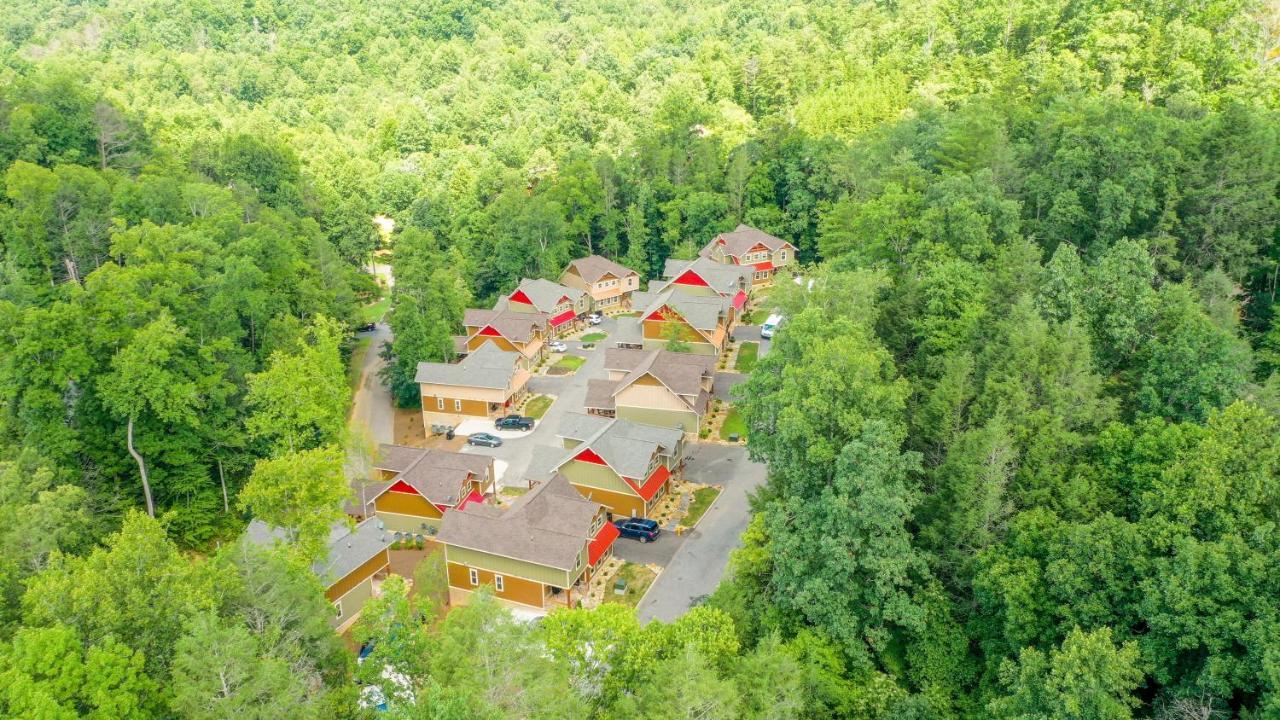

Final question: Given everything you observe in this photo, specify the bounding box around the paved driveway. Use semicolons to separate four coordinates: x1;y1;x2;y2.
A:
636;443;766;623
457;317;617;489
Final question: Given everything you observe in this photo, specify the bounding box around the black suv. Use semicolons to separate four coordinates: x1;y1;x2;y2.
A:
494;415;534;431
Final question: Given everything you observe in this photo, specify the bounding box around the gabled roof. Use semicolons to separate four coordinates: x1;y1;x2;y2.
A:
437;474;600;571
564;255;638;284
634;288;731;333
551;413;682;480
463;307;548;344
369;444;492;507
662;257;753;296
701;224;792;258
612;316;643;346
604;348;714;398
506;278;584;313
416;342;521;389
246;518;389;586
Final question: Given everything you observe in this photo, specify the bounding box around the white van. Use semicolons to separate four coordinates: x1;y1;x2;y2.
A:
760;314;782;339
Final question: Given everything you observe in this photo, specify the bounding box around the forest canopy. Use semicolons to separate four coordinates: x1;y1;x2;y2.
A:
1;0;1279;718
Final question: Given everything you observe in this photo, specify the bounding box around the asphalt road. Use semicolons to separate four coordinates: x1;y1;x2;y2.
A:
635;443;766;624
351;321;394;446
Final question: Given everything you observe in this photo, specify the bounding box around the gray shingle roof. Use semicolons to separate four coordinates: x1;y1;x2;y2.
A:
370;444;492;507
701;224;791;257
612;316;642;347
509;278;584;313
246;518;390;586
584;379;618;411
463;307;548;343
565;255;638;284
437;474;600;571
557;412;613;442
662;257;753;295
604;348;714;397
549;413;682;480
637;288;731;333
415;342;520;389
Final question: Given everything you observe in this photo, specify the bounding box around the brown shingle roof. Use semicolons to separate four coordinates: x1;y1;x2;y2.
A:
584;379;618;411
564;255;638;284
436;474;600;571
463;307;548;343
370;444;492;507
701;224;791;258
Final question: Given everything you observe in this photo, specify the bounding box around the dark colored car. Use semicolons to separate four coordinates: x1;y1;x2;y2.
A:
613;517;660;543
356;322;377;333
467;432;503;448
495;415;534;431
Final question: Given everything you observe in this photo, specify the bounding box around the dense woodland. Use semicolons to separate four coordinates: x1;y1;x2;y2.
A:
1;0;1279;717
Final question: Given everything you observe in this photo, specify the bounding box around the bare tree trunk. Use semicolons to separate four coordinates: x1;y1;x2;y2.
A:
127;417;155;517
217;457;229;513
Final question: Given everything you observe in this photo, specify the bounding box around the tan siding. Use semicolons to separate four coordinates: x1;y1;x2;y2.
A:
570;483;645;518
325;549;390;602
420;394;490;417
376;491;443;519
447;562;547;608
616;382;689;411
468;335;518;353
419;383;508;404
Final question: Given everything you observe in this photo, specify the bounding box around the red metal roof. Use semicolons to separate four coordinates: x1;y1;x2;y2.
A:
574;447;609;466
752;261;773;271
672;269;710;287
387;480;419;495
477;325;503;337
588;522;620;565
732;291;747;310
509;289;534;306
628;464;671;503
455;489;485;511
550;309;576;327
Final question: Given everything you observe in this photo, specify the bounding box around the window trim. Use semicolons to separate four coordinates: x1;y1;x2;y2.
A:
454;399;462;412
436;397;444;410
468;568;479;586
334;601;343;619
494;574;505;592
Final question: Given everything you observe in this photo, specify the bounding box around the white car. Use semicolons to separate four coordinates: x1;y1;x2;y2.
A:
760;314;783;339
549;340;568;353
587;313;603;325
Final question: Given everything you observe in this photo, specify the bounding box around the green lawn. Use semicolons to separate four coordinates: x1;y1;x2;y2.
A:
680;486;721;529
501;486;529;499
744;308;772;325
719;407;747;441
553;355;586;373
523;395;553;419
580;332;607;343
603;562;656;609
360;295;391;325
735;342;759;373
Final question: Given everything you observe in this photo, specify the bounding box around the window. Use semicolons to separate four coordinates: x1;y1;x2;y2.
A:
454;399;462;411
334;601;343;619
494;575;505;592
436;397;444;410
779;249;788;261
469;568;479;586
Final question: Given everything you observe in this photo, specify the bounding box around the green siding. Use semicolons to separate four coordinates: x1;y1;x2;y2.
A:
332;577;373;627
446;545;577;587
617;405;698;432
377;511;441;535
560;460;635;494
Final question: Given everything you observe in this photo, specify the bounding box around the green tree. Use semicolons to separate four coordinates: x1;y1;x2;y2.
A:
989;627;1143;720
99;311;202;518
246;316;347;454
238;446;348;562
